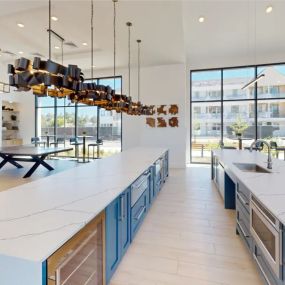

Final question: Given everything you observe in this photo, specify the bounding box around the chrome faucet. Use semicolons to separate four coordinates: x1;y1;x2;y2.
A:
250;139;272;169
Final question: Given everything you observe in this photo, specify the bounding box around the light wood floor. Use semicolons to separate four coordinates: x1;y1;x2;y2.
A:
0;159;80;192
110;165;263;285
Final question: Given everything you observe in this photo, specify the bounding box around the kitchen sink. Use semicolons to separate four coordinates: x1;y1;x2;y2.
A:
233;163;271;173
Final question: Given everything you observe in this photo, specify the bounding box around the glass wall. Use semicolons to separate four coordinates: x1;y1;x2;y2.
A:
35;76;122;159
191;71;221;163
98;78;122;157
191;64;285;163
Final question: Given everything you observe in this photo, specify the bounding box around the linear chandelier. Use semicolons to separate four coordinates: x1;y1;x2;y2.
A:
6;0;155;116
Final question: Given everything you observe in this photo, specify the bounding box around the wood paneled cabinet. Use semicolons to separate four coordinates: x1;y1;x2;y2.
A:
105;188;131;284
46;212;106;285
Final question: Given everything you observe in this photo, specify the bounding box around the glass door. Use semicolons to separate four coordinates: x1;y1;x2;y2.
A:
47;212;105;285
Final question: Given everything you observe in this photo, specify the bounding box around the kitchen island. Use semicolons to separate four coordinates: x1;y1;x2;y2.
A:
212;149;285;285
0;147;169;285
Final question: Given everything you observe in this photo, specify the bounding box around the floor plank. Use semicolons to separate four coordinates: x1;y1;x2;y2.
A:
110;165;262;285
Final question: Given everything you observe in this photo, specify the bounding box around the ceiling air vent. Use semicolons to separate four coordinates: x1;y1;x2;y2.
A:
1;50;16;56
31;52;45;58
64;41;78;48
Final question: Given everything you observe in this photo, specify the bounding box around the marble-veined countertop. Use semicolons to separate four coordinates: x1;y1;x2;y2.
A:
213;149;285;225
0;147;167;262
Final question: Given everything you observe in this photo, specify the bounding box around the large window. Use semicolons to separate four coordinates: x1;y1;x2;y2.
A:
191;64;285;163
35;76;122;158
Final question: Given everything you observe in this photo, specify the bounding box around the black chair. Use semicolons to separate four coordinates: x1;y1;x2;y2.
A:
244;141;264;151
50;137;65;148
88;139;103;161
270;141;279;158
31;137;46;147
219;140;237;150
70;137;83;159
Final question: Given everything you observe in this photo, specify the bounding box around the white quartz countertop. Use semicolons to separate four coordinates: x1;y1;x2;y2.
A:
213;149;285;225
0;147;167;263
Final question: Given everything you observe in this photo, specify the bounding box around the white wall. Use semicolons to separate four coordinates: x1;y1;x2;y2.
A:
138;64;186;168
0;63;187;168
88;63;187;168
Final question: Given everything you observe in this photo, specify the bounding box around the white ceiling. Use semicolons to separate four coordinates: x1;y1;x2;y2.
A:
0;0;284;81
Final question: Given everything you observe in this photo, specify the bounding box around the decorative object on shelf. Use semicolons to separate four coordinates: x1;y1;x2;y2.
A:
0;82;10;93
157;105;167;115
146;117;156;128
11;115;17;121
157;117;167;128
169;104;179;115
169;117;179;128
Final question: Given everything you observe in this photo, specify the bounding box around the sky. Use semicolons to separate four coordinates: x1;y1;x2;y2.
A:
192;65;285;81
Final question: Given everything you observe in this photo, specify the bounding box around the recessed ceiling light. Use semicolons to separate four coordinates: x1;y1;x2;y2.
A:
51;16;58;21
18;51;24;54
82;42;88;46
198;16;205;23
266;6;273;13
17;23;24;28
54;46;60;49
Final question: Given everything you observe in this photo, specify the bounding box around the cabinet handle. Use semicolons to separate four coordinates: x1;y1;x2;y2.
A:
135;206;146;221
120;195;125;221
237;191;249;207
253;252;272;285
135;173;150;189
236;220;249;238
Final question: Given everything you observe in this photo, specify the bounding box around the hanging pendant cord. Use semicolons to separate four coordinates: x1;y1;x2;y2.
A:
91;0;94;82
137;39;141;102
48;0;51;60
127;22;132;98
113;0;117;93
61;40;63;65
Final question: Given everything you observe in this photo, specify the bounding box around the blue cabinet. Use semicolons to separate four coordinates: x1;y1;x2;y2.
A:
105;188;131;284
131;187;148;240
105;151;168;284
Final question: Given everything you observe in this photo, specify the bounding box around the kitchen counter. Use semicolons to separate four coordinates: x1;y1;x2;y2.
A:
213;149;285;224
0;147;167;263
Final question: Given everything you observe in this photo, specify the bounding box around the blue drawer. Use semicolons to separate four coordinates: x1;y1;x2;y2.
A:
236;181;250;213
236;198;251;250
131;190;148;240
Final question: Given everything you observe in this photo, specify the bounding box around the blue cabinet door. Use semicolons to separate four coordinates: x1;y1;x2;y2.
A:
146;168;154;208
120;188;131;257
106;188;131;284
106;197;120;284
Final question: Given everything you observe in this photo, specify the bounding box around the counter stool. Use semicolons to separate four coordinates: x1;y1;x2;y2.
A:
50;137;66;157
31;137;46;147
50;137;66;148
88;139;103;161
244;141;264;151
270;141;285;160
70;137;83;160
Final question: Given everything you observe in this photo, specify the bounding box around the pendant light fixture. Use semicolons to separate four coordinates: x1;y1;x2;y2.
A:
7;0;153;116
126;21;133;114
241;0;265;90
111;0;121;112
131;39;142;115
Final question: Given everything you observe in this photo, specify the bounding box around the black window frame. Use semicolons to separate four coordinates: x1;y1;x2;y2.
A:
35;75;123;154
190;62;285;164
